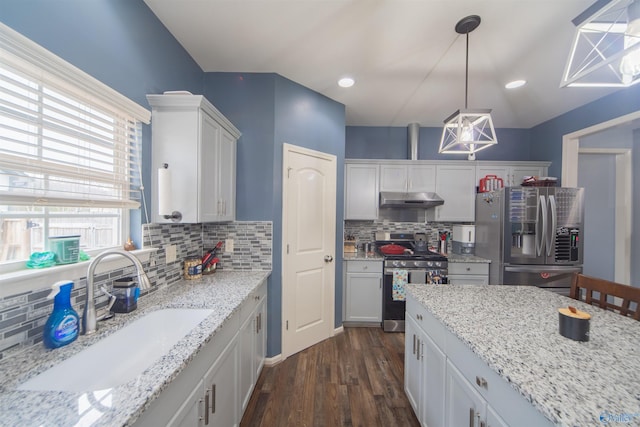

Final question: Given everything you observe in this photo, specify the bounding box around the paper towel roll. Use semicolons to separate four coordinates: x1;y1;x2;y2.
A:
158;167;172;216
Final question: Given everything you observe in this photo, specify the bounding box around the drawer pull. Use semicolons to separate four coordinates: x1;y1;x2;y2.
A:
475;375;488;389
204;391;210;424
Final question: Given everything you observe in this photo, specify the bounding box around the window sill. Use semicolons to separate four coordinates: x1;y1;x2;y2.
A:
0;248;158;298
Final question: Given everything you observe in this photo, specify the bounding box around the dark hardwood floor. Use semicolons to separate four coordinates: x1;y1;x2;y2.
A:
240;327;421;427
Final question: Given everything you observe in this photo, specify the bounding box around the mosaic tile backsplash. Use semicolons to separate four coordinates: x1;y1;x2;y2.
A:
344;220;469;252
0;221;272;360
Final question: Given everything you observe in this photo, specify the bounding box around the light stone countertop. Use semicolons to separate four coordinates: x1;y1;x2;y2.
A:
446;253;490;263
343;252;384;261
0;270;270;427
406;284;640;427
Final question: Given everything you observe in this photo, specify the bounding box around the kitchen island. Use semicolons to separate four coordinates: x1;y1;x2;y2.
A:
0;270;270;427
405;284;640;427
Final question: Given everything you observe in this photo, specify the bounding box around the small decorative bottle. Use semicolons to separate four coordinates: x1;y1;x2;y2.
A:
43;281;80;349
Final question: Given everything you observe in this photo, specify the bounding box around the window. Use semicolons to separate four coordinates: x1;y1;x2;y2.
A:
0;23;150;269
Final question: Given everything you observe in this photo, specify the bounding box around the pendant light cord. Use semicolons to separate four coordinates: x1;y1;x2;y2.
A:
465;32;469;110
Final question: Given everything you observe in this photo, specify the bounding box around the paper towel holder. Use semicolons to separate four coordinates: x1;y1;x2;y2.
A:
158;163;182;222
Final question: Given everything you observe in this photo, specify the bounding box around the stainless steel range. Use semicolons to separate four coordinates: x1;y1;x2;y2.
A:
375;232;448;332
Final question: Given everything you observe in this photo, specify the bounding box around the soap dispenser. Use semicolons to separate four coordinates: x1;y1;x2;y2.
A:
43;280;80;349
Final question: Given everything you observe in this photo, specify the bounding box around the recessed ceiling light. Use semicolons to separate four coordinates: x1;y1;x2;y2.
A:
338;77;355;88
505;79;527;89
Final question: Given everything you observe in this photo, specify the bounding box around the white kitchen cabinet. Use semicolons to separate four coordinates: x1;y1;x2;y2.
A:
134;280;268;427
344;163;379;220
148;94;240;223
476;162;549;188
405;293;553;427
434;164;476;222
344;260;382;323
445;361;486;427
405;296;446;427
448;262;489;285
239;282;267;412
380;163;436;192
204;339;240;427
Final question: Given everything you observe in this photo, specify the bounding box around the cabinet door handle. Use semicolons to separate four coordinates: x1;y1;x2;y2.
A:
256;314;260;334
416;338;420;361
379;278;382;289
412;334;416;355
480;421;486;427
469;408;475;427
475;375;488;389
204;390;210;425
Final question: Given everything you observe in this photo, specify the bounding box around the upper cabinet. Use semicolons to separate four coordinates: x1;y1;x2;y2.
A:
345;160;551;223
476;162;549;187
433;164;476;222
344;163;379;220
148;94;241;223
380;164;436;192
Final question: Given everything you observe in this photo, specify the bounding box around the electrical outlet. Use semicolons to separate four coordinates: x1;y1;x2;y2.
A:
225;239;234;253
165;244;177;263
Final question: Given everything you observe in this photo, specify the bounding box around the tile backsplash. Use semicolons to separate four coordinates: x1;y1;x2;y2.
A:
0;221;272;360
344;220;469;251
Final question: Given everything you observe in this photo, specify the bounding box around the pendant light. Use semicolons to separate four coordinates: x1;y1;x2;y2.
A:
439;15;497;161
562;0;640;87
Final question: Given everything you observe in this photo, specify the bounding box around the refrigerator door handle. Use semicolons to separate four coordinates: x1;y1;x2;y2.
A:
547;195;557;258
536;195;547;257
504;265;583;273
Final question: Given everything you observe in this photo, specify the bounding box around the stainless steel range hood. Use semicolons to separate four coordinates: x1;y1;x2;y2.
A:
379;191;445;209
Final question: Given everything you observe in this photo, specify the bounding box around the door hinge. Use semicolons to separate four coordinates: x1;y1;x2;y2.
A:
286;320;289;330
287;244;289;254
287;167;292;178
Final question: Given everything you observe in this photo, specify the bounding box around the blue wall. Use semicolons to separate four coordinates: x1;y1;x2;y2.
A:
0;0;204;249
1;1;346;358
204;73;346;356
530;84;640;179
346;126;531;160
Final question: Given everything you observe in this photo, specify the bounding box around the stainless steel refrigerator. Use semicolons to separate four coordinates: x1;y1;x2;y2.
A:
475;187;584;295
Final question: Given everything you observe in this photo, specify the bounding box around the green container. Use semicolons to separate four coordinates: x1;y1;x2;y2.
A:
48;235;81;264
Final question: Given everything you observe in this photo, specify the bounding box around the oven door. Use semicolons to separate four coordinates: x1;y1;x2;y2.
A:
382;268;436;332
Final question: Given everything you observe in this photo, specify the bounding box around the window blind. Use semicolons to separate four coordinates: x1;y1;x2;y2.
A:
0;23;150;209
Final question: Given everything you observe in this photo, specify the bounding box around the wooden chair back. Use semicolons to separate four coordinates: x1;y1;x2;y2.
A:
570;273;640;321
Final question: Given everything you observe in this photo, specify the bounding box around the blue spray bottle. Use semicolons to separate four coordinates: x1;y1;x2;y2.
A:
43;280;80;349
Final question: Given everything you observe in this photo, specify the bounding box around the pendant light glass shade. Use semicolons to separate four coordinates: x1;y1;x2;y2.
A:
439;109;497;154
439;15;497;158
561;0;640;87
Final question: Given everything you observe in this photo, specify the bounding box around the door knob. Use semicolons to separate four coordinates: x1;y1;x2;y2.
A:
324;255;334;263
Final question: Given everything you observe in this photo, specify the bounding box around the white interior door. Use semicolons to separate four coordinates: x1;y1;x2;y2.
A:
282;143;336;358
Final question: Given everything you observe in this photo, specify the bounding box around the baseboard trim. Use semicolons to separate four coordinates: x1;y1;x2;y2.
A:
264;354;284;367
333;325;344;335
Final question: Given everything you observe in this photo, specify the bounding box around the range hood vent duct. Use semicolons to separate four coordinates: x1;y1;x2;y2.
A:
408;123;419;160
379;191;445;209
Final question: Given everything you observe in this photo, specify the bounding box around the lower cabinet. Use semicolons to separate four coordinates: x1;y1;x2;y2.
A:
405;306;446;427
446;361;508;427
344;260;382;324
448;262;489;285
405;294;553;427
134;281;267;427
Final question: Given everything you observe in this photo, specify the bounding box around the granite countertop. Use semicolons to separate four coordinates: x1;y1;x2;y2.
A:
446;253;491;263
0;270;270;427
406;284;640;427
343;252;384;261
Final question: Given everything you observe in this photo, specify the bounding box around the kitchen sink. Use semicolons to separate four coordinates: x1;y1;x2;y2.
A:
18;308;213;392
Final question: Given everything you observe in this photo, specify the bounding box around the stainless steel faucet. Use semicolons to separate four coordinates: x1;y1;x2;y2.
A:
82;249;152;335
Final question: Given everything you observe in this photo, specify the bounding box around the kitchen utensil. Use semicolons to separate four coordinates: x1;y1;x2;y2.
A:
379;244;409;255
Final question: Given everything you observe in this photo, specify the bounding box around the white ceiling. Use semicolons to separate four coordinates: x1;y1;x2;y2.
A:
143;0;620;129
